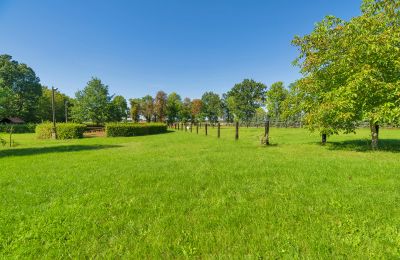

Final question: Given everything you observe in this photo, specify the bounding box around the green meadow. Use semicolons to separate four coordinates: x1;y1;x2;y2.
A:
1;127;400;258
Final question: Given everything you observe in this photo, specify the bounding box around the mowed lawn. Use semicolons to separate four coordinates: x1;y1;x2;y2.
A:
1;127;400;258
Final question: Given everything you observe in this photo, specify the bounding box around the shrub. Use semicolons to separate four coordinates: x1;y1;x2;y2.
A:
105;123;167;137
0;124;36;133
36;123;87;139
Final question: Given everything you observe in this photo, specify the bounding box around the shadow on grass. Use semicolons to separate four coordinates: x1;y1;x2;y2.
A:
326;139;400;153
0;144;121;157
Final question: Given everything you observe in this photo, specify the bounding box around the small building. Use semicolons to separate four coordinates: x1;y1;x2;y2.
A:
0;117;25;124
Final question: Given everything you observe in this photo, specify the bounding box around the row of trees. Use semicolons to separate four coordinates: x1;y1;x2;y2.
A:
1;53;288;126
128;79;275;126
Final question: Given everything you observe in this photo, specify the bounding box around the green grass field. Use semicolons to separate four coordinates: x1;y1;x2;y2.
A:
1;127;400;258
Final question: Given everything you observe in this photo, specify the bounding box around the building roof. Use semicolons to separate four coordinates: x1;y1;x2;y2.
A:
0;117;25;124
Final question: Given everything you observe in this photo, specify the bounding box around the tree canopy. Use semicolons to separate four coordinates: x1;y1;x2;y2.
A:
201;92;221;124
292;0;400;147
0;54;42;122
226;79;267;125
72;77;112;125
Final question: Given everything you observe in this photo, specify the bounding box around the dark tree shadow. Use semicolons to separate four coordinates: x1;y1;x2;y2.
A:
0;144;121;157
326;139;400;153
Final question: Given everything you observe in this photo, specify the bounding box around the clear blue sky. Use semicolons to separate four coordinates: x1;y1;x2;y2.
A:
0;0;361;99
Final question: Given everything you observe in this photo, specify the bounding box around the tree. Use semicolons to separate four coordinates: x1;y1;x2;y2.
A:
0;54;42;122
0;87;16;119
166;92;182;123
71;77;112;125
191;99;203;123
226;79;267;125
109;95;128;122
180;97;192;122
129;98;141;122
154;91;167;122
140;95;154;122
281;82;304;127
37;86;71;122
201;92;221;124
292;0;400;148
265;82;288;125
221;93;234;123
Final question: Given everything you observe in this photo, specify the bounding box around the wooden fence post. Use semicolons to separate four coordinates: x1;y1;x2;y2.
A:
178;123;180;130
265;121;270;145
235;121;239;140
196;123;199;134
185;123;187;132
190;123;193;132
217;123;220;138
205;123;208;136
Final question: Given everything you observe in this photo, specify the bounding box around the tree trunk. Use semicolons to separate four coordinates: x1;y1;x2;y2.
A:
370;122;379;150
321;134;327;145
235;122;239;140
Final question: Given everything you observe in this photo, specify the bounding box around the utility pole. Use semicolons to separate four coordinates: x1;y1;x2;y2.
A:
51;86;58;139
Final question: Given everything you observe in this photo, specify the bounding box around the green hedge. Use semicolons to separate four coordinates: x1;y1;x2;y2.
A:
0;124;36;133
105;123;167;137
36;123;87;139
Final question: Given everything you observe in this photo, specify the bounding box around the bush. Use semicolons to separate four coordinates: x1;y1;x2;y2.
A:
36;123;87;139
105;123;167;137
0;124;36;133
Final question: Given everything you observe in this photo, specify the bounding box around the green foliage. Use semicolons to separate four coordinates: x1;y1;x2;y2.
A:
71;77;112;125
180;97;192;122
265;82;288;123
226;79;267;124
0;124;36;133
36;86;71;122
108;95;128;122
292;0;400;141
36;123;86;139
105;123;167;137
140;95;154;122
0;54;42;122
129;98;141;123
201;91;221;124
166;92;182;123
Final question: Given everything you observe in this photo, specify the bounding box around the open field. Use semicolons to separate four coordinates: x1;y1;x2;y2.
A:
1;127;400;258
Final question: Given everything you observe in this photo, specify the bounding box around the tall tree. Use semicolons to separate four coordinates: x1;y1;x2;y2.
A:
201;91;221;124
265;82;288;124
166;92;182;123
226;79;267;125
191;99;203;123
140;95;154;122
180;97;192;122
109;95;128;122
221;93;234;123
154;91;167;122
129;98;141;122
71;77;112;125
0;54;42;122
292;0;400;148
